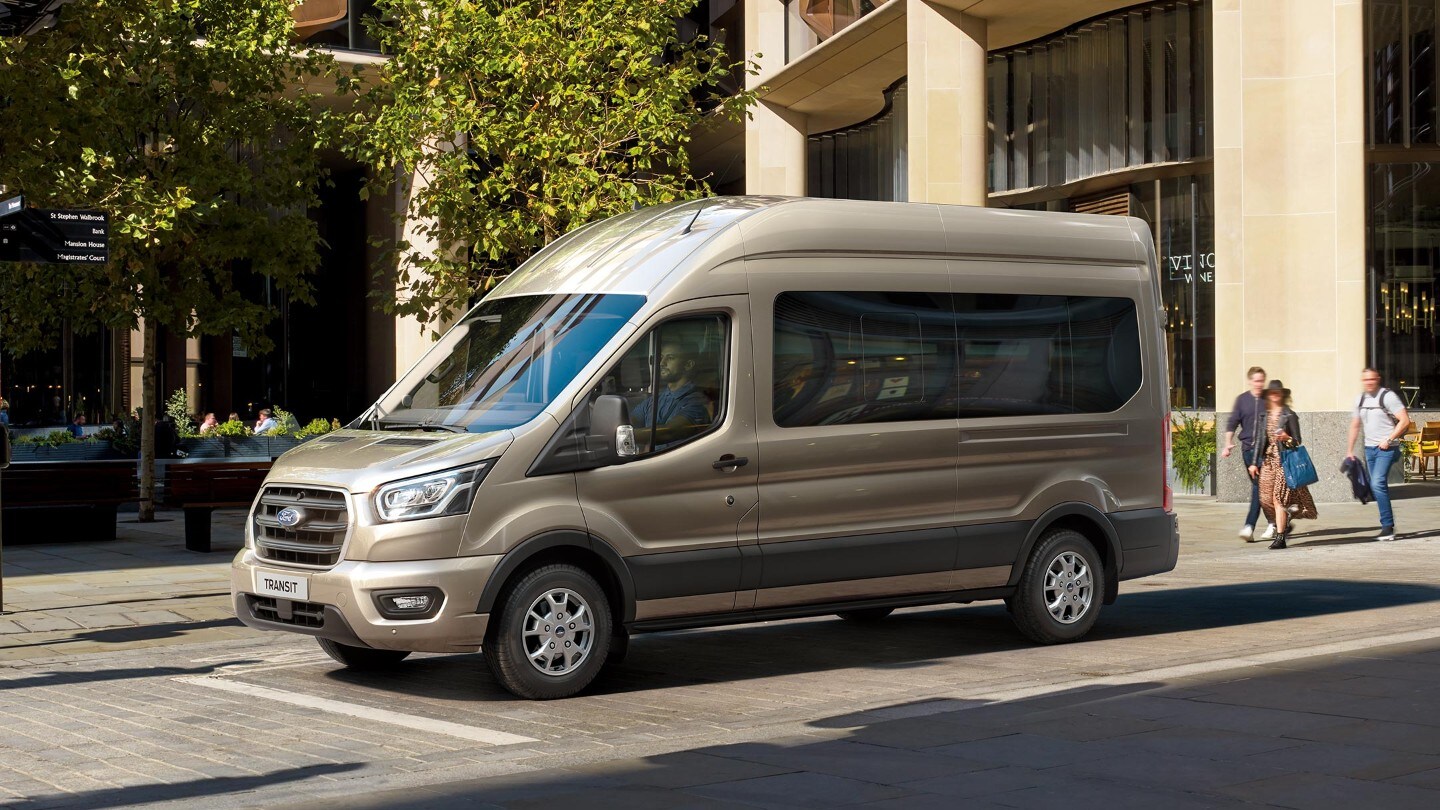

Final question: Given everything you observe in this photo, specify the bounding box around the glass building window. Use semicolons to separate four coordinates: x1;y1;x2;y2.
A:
806;81;908;201
1367;163;1440;408
1367;1;1440;407
987;0;1211;193
1132;174;1216;410
1368;0;1440;146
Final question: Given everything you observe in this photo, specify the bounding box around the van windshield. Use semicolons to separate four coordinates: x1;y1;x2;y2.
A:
371;294;645;433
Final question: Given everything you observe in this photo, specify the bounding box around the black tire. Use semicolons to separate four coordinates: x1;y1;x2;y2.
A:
1009;529;1104;644
835;607;894;622
485;563;612;700
316;638;411;670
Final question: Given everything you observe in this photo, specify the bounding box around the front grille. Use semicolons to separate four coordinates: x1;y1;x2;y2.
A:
248;596;325;628
253;485;349;568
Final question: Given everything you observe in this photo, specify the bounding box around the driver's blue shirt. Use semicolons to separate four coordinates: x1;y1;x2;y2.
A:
632;381;709;428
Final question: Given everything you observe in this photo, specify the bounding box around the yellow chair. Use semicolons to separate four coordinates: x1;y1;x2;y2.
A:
1418;425;1440;481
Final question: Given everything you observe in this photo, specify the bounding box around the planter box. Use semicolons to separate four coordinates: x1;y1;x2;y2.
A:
180;435;312;459
9;441;125;462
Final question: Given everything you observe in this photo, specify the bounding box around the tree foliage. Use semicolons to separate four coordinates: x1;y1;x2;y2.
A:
0;0;339;518
352;0;755;327
0;0;337;356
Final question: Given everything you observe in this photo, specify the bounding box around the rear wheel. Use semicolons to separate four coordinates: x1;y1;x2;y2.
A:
835;607;894;622
485;563;612;699
316;638;411;670
1009;529;1104;644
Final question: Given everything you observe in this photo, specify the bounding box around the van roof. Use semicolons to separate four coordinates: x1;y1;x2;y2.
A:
489;196;1151;300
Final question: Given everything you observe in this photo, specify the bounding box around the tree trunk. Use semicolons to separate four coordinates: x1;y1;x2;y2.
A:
138;318;158;522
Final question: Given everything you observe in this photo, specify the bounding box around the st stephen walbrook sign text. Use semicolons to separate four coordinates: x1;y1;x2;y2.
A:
0;195;109;264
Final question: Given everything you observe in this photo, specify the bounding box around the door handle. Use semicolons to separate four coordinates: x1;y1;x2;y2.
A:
713;454;749;471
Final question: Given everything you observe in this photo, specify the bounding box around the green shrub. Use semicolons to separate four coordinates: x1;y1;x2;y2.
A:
213;419;252;438
17;430;79;447
295;418;334;439
1171;412;1217;492
166;388;197;438
265;406;300;437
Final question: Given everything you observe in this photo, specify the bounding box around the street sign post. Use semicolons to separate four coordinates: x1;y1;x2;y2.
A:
0;202;110;611
0;208;109;264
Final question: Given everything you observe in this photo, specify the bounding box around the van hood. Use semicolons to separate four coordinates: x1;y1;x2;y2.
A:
266;429;515;494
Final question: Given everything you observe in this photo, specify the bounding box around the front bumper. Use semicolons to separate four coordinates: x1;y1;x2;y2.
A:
231;550;499;653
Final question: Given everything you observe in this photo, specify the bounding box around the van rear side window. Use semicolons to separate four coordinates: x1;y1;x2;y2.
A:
774;291;1142;426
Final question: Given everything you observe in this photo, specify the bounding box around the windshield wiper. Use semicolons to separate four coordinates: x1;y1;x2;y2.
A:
378;421;465;433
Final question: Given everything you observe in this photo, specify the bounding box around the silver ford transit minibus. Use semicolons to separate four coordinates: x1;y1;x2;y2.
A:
232;197;1179;699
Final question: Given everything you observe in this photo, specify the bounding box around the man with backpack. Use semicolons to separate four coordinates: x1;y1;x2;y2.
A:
1345;368;1412;541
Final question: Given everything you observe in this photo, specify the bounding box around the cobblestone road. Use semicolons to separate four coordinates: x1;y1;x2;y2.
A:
1;498;1438;808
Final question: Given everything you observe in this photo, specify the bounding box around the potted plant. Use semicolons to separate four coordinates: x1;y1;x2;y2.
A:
1170;412;1217;495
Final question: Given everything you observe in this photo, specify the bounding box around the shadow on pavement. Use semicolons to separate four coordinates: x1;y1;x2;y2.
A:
310;578;1440;701
0;660;260;691
298;640;1440;809
4;619;243;652
0;763;364;810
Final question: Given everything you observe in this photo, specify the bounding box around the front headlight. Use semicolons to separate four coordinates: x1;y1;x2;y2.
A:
374;461;492;523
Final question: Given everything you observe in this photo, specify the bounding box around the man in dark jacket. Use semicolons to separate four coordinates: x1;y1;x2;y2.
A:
1221;366;1269;541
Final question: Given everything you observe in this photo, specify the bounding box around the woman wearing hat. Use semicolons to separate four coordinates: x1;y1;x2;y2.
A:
1248;379;1318;549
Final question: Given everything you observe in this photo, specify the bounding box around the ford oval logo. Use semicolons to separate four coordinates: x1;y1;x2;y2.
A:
276;507;304;528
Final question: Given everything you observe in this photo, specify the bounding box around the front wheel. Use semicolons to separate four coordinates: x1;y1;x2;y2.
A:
485;564;612;699
1009;529;1104;644
317;638;411;670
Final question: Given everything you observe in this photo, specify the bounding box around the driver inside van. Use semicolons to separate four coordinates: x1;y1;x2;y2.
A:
632;341;711;449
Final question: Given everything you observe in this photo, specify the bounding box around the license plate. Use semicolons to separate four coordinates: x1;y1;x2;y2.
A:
253;570;309;601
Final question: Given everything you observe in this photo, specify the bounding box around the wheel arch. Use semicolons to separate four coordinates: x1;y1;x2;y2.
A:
1012;502;1122;605
475;530;636;626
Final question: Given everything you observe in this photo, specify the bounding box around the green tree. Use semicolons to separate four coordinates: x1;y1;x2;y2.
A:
0;0;337;519
351;0;755;326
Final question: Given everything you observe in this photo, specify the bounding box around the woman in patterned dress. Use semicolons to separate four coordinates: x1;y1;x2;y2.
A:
1248;379;1318;549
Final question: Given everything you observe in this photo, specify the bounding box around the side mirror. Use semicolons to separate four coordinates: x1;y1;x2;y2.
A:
0;426;9;470
527;394;635;476
589;395;637;459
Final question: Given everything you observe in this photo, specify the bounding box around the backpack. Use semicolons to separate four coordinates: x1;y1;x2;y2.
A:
1357;388;1399;426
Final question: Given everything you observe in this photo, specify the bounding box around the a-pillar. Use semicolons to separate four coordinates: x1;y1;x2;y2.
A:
1212;0;1366;502
744;0;808;196
906;0;987;206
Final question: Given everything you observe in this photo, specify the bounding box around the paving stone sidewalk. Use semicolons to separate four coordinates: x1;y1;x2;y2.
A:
0;510;246;663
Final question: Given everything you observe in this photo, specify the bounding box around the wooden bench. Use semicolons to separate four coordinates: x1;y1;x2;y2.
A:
0;461;139;541
163;461;270;552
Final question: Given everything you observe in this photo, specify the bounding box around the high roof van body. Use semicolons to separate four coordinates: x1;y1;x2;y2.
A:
232;197;1179;699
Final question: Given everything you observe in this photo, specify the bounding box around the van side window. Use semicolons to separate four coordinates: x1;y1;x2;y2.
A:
773;292;957;427
773;292;1143;426
598;314;729;454
953;294;1142;417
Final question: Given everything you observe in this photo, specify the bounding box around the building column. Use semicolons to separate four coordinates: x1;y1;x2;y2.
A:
905;0;987;206
1212;0;1366;502
393;161;460;376
744;0;808;195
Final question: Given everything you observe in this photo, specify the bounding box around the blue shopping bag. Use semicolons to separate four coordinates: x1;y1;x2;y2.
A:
1282;445;1320;490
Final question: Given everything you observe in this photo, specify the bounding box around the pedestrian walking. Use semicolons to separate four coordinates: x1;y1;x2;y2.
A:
1248;380;1317;550
1346;368;1412;541
1222;366;1270;541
